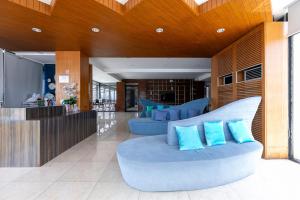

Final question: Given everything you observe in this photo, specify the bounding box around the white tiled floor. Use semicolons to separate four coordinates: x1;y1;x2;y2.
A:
0;112;300;200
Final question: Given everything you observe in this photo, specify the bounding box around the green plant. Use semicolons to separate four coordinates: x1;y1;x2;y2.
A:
62;96;77;105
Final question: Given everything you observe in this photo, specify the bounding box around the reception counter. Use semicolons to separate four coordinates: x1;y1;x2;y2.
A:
0;106;97;167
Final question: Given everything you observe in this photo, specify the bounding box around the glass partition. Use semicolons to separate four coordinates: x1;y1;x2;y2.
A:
92;81;116;111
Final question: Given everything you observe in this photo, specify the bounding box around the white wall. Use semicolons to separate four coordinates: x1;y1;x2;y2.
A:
289;1;300;36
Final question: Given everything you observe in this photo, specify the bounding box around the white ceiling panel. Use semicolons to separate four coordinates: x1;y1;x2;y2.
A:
90;57;211;80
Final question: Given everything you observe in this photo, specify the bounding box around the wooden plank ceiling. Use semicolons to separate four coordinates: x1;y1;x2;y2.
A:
0;0;272;57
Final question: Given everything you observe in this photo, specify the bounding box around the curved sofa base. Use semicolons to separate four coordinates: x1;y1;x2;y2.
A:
117;135;263;192
128;118;168;135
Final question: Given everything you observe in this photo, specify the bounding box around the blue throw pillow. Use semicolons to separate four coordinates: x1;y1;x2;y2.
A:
169;109;180;121
175;126;204;150
154;110;168;121
157;105;165;110
188;109;200;118
204;121;226;146
228;120;255;143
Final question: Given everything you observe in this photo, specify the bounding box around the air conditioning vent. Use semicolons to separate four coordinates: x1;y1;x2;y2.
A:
244;65;262;81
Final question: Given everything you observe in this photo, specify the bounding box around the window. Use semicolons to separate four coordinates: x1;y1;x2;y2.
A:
219;74;232;86
237;65;262;82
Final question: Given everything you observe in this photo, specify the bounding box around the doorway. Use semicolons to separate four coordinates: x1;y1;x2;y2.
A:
125;84;139;112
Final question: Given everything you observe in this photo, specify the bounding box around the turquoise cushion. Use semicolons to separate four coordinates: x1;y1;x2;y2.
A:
228;120;255;143
175;126;204;150
204;121;226;146
146;106;153;112
157;105;165;110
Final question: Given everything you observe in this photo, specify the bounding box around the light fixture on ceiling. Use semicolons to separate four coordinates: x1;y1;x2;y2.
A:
156;28;164;33
32;27;42;33
217;28;225;33
92;27;100;33
195;0;208;5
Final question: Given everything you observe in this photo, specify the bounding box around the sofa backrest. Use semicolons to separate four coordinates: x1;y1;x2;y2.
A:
167;96;262;146
169;98;209;118
139;99;162;118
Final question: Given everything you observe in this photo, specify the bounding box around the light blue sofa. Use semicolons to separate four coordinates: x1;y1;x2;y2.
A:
139;99;167;118
117;97;263;192
128;98;209;135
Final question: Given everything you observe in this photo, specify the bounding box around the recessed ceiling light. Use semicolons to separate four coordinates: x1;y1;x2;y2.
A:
32;27;42;33
92;27;100;33
156;28;164;33
217;28;225;33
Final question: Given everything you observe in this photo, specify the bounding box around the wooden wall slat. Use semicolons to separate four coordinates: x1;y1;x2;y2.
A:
236;26;263;70
237;80;263;143
218;47;233;76
218;84;233;107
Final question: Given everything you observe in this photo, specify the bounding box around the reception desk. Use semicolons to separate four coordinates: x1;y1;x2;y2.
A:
0;106;97;167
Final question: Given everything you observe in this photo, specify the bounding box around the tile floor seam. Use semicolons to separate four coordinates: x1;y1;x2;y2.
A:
30;181;56;200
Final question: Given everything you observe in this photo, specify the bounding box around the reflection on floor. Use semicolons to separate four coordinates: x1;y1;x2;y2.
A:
0;112;299;200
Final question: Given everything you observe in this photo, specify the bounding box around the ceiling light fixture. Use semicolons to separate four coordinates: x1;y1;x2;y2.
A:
195;0;208;5
156;28;164;33
92;27;100;33
217;28;225;33
32;27;42;33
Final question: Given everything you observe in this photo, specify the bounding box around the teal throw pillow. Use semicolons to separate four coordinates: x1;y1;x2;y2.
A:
175;126;204;151
204;121;226;146
228;120;255;143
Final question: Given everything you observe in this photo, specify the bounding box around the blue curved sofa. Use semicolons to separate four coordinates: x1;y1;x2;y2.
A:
128;98;209;135
139;99;167;118
117;97;263;192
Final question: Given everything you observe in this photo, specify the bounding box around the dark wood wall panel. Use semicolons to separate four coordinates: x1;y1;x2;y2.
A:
116;79;205;111
40;111;97;165
0;120;40;167
236;27;263;70
0;106;97;167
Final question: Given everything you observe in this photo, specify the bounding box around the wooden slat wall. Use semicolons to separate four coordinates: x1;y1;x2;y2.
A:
218;47;233;76
218;85;233;107
211;22;288;158
237;80;263;143
236;26;264;70
8;0;52;15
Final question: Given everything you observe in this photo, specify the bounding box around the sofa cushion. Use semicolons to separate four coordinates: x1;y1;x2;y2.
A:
154;110;169;121
175;126;204;150
204;121;226;146
228;120;255;143
169;109;180;121
157;105;165;110
188;109;200;118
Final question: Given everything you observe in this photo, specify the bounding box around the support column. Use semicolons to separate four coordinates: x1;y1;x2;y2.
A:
56;51;92;111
